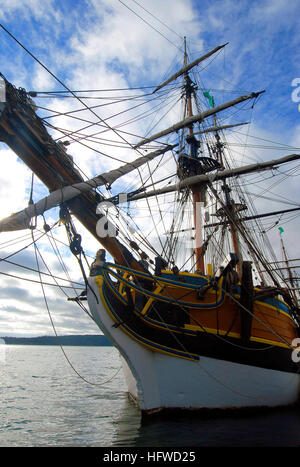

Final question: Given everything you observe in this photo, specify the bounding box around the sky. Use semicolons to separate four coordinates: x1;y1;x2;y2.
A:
0;0;299;337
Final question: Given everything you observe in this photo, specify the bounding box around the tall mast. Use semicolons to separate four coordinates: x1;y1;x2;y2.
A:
183;37;205;273
280;229;298;305
220;183;244;278
206;92;243;278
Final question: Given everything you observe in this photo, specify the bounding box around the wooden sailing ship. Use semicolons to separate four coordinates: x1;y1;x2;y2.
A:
0;40;299;413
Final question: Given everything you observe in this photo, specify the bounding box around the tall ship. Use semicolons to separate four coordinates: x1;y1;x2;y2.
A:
0;39;299;415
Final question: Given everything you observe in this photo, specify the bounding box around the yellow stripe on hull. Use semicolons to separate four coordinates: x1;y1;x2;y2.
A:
94;271;297;354
95;276;199;361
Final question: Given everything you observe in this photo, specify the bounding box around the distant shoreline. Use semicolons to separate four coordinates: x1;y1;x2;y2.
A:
0;335;112;346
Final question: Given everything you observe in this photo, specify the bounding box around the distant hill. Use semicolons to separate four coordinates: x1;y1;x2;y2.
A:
1;334;112;346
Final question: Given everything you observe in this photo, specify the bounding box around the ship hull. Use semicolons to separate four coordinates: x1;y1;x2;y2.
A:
121;352;300;414
87;275;300;414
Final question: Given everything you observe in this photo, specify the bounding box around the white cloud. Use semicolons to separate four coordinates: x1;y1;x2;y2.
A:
0;149;32;219
67;0;201;81
0;0;62;22
32;65;55;91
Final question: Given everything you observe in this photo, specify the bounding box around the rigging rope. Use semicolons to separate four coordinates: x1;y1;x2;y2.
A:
30;228;122;386
117;0;183;52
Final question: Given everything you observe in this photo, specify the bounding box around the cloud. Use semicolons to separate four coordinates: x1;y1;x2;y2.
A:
0;149;32;219
70;0;199;73
0;0;58;21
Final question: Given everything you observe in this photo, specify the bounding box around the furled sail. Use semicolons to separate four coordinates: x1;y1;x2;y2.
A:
192;121;250;136
153;43;228;93
128;153;300;201
0;144;175;232
134;92;264;148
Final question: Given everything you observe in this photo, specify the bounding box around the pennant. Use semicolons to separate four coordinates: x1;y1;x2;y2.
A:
203;91;214;107
278;226;284;234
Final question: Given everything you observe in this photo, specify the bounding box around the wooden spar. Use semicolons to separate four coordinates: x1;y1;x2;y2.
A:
165;208;300;233
153;43;228;93
133;91;265;148
262;265;300;271
0;78;153;271
193;121;250;136
0;144;175;232
128;153;300;201
203;206;300;228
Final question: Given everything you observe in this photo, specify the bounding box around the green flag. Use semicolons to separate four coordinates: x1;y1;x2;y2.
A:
278;226;284;234
203;91;214;108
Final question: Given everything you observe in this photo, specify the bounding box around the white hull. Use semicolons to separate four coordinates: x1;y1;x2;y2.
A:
88;277;300;413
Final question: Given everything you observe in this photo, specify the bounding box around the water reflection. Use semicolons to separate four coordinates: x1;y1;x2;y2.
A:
0;338;5;363
2;345;300;447
112;401;300;447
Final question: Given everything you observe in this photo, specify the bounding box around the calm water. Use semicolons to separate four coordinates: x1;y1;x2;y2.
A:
1;344;300;447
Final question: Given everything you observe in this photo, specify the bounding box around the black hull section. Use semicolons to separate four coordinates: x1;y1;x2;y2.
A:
102;278;300;375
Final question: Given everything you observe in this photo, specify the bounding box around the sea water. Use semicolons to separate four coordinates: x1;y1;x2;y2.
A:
1;344;300;447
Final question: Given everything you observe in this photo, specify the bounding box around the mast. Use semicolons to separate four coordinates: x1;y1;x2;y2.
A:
279;228;298;305
133;39;262;274
183;37;205;273
182;38;244;275
220;184;244;278
205;90;244;278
